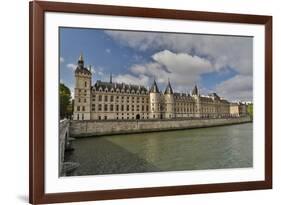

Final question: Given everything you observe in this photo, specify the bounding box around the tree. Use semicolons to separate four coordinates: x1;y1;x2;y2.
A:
60;83;72;119
247;103;253;119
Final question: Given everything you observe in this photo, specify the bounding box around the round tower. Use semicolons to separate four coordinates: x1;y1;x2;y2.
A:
164;80;175;119
149;79;161;119
73;53;92;121
191;84;201;118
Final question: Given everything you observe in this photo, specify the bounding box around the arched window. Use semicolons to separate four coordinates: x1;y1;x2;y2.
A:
85;81;87;87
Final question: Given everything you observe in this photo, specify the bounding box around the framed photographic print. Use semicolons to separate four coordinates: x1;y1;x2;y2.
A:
29;1;272;204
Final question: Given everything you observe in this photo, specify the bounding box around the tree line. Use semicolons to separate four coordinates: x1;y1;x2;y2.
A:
60;83;73;119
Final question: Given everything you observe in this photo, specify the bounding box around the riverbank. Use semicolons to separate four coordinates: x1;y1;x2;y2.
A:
69;116;251;137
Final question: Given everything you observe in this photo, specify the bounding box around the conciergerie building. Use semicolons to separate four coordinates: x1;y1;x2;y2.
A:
73;54;247;121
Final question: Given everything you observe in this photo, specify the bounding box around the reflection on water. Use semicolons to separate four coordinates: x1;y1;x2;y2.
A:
65;123;253;176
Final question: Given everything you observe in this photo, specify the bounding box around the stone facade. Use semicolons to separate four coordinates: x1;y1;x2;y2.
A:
73;55;247;121
230;102;248;117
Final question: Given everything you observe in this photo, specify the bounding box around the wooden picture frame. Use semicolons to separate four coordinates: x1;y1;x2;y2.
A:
29;1;272;204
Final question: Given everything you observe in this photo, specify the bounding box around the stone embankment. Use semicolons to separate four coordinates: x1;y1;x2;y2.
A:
70;116;252;137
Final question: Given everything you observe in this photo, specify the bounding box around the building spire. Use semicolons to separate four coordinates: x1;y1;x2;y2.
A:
164;78;173;94
192;84;198;96
78;52;84;68
150;78;160;93
79;52;83;61
110;73;112;83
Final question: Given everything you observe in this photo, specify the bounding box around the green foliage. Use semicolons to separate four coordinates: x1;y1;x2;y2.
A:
60;83;72;119
247;104;253;119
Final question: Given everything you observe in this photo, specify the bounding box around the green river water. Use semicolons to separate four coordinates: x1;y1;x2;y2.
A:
65;123;253;176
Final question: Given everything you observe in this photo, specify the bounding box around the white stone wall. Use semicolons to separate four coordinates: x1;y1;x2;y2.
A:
149;92;161;119
73;72;92;120
90;90;150;120
164;94;175;119
70;116;252;137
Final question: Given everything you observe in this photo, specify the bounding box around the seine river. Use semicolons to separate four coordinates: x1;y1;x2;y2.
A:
65;123;253;176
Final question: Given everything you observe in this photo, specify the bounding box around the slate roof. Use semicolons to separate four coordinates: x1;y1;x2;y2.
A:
75;54;91;75
164;81;173;94
149;80;160;93
192;85;198;95
75;67;92;75
93;80;148;94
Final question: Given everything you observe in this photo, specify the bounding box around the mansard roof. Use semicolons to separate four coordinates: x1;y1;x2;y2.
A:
174;92;193;100
93;80;148;93
220;99;230;104
199;96;214;102
149;80;160;93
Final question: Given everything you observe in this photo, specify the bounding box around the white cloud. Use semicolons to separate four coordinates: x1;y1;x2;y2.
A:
68;85;74;99
215;75;253;101
105;30;253;100
128;50;213;91
66;63;76;71
60;57;64;63
105;30;253;76
114;74;150;87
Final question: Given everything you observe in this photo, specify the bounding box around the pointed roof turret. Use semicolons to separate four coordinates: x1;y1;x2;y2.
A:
79;52;83;61
164;79;173;94
78;52;84;68
149;79;160;93
192;84;198;96
109;73;112;84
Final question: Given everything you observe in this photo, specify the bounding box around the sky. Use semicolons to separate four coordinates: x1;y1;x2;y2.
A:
59;27;253;102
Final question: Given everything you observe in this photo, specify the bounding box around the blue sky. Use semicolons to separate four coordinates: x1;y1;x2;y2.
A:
59;27;253;102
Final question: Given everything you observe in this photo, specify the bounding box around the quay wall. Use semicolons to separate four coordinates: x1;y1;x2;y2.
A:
69;116;252;137
59;119;70;175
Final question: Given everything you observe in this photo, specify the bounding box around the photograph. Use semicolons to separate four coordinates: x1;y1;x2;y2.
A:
59;27;254;177
29;1;272;203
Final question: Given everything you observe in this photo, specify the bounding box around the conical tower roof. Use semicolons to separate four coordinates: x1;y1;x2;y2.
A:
149;79;160;93
164;79;173;94
192;84;198;95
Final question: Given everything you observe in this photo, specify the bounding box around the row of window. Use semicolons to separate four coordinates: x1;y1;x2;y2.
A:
97;115;150;120
93;88;147;95
92;104;149;112
92;95;149;103
75;113;234;121
77;106;230;113
94;114;167;120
